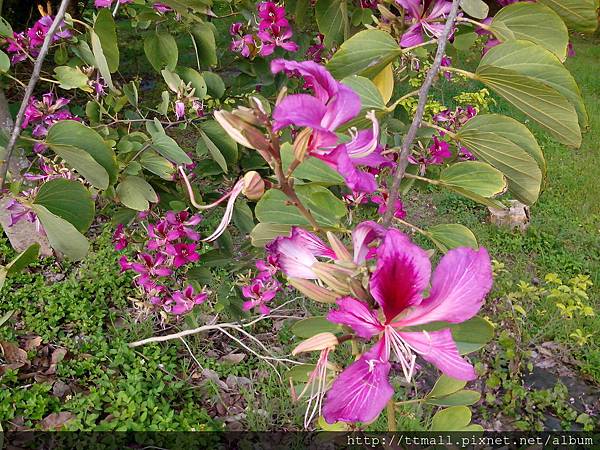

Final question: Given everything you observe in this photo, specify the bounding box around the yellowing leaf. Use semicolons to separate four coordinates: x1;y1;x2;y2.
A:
372;64;394;105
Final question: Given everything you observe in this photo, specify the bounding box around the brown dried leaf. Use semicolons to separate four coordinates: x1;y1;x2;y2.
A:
44;347;67;375
22;336;42;351
40;412;75;430
219;353;246;365
0;341;29;365
52;380;72;398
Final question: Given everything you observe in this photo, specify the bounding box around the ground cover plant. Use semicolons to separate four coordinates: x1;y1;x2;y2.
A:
0;0;598;434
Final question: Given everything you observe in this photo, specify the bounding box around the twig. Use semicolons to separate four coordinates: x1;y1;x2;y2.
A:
0;0;71;189
382;0;462;226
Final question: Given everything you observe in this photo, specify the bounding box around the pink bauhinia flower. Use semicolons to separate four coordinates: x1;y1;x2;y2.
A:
167;285;207;315
242;277;282;315
258;25;299;56
165;242;200;268
396;0;454;47
257;2;289;28
95;0;133;8
271;59;388;192
321;229;493;424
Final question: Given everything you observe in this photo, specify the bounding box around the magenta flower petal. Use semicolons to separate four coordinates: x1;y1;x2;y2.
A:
351;220;387;265
396;0;422;18
322;340;393;424
400;24;425;47
370;229;431;323
397;247;492;327
271;59;340;103
272;94;328;132
327;297;383;339
320;85;362;131
318;145;378;193
399;329;476;380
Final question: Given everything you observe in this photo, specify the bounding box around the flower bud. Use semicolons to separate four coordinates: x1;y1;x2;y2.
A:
242;171;265;201
275;86;288;106
293;128;312;163
288;278;339;303
232;106;261;126
214;110;255;149
292;333;338;356
326;232;352;262
312;262;351;295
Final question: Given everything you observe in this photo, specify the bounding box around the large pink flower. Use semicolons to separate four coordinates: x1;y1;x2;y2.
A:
322;229;493;424
271;59;387;192
396;0;453;47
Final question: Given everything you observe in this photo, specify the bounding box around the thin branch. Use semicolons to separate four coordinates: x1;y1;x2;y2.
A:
0;0;71;189
382;0;462;226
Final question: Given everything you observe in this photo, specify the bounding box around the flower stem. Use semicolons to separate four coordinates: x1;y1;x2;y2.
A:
382;0;462;227
386;400;397;431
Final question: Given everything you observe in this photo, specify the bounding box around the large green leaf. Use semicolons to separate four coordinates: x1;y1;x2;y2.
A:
255;186;346;228
139;150;175;180
191;23;217;67
430;406;472;431
458;114;545;176
457;127;542;205
6;244;40;275
53;66;90;91
475;65;581;147
202;71;225;99
537;0;599;33
439;161;507;198
249;223;292;247
327;30;402;79
481;41;588;128
426;390;481;407
490;2;569;61
315;0;346;47
32;205;90;261
291;317;342;338
33;179;95;232
50;144;109;189
426;224;478;253
144;31;178;72
341;75;386;111
150;131;193;165
427;375;466;399
178;67;207;99
116;176;159;211
90;30;114;91
0;50;10;73
460;0;489;19
281;144;344;185
199;120;238;167
46;120;118;185
93;8;119;72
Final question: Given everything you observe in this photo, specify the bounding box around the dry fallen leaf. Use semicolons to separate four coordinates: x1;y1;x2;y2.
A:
44;347;67;375
220;353;246;365
22;336;42;351
40;412;75;430
0;341;29;366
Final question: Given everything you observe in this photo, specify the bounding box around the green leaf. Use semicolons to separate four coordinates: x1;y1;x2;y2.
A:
327;30;402;79
49;144;110;189
537;0;598;33
427;375;466;399
0;16;14;38
190;23;217;67
481;40;588;129
0;310;14;328
187;267;212;285
457;114;545;177
286;364;317;383
249;223;292;247
161;69;183;93
0;268;5;294
202;71;225;99
150;132;193;165
255;186;347;228
200;120;238;166
490;2;569;61
93;8;119;72
453;32;479;52
140;150;175;180
196;131;227;172
427;224;478;253
178;67;207;99
430;406;472;431
123;81;138;107
457;119;543;205
427;390;481;407
116;176;159;211
452;316;494;355
475;65;581;147
34;179;95;232
32;205;90;261
315;0;346;46
460;0;489;19
144;31;178;72
6;244;40;275
0;50;10;73
291;317;342;338
53;66;90;91
46;120;118;185
341;75;386;111
90;30;114;91
281;144;344;185
232;200;255;234
439;161;507;197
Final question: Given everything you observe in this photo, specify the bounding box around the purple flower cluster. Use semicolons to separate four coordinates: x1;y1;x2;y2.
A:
95;0;133;8
116;211;209;315
230;2;298;58
305;33;326;63
6;16;72;64
396;0;454;48
241;256;282;315
22;93;79;153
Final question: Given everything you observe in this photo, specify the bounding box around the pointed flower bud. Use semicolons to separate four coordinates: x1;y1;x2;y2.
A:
326;232;352;262
293;128;312;162
242;171;265;200
312;262;351;295
288;277;339;303
214;110;256;149
292;333;338;356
